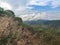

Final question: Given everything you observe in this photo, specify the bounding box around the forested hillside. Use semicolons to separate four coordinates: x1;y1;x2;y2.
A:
0;7;60;45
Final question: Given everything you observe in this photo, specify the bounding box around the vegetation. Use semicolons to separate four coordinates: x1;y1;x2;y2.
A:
0;7;60;45
0;7;15;17
14;17;22;23
0;7;4;12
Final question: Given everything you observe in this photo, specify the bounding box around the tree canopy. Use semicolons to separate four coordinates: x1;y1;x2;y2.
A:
5;10;15;15
0;7;4;11
0;7;23;24
14;17;22;23
0;7;4;13
0;7;15;17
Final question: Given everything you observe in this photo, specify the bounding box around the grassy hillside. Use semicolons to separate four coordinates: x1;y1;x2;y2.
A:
0;7;60;45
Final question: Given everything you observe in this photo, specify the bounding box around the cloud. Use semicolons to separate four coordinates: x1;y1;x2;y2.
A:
19;12;60;21
28;0;51;6
19;12;48;21
46;12;60;20
14;6;27;15
0;0;60;14
27;0;60;9
51;0;60;8
0;0;60;12
0;1;12;10
0;0;28;15
0;0;60;20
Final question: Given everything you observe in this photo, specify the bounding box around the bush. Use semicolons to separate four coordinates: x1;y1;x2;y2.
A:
4;10;14;15
14;17;23;26
0;7;4;15
3;10;15;17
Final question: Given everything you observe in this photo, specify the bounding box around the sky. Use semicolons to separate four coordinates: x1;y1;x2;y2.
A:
0;0;60;20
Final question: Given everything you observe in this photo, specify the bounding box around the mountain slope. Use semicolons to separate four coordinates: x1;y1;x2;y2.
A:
19;12;60;26
0;14;40;45
0;7;60;45
25;20;60;26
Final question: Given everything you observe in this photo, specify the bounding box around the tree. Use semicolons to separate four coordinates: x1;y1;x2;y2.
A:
5;10;15;15
4;10;15;17
14;17;22;22
0;7;4;13
14;17;23;25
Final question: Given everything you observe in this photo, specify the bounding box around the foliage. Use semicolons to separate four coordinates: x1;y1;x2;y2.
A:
3;10;15;17
14;17;23;25
0;7;4;12
0;7;4;15
5;10;14;15
0;7;15;17
0;7;60;45
14;17;22;22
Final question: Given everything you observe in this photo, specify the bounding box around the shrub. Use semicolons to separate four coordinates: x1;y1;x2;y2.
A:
3;10;15;17
14;17;23;26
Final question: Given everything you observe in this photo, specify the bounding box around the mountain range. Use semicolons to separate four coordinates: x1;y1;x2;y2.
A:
19;12;60;26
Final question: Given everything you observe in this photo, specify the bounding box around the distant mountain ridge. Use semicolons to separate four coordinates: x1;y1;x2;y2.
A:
24;20;60;26
19;12;60;26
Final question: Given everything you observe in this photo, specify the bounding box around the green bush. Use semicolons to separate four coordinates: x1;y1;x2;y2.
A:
0;7;4;13
4;10;14;15
3;10;15;17
14;17;23;26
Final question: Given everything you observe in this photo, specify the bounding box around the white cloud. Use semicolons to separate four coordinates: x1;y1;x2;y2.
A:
27;0;60;8
14;5;28;15
47;12;60;20
28;0;51;6
51;0;60;8
0;0;60;20
0;2;12;10
19;12;48;21
19;12;60;21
